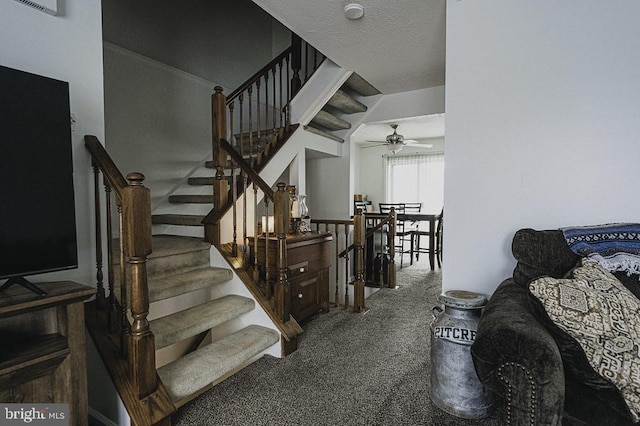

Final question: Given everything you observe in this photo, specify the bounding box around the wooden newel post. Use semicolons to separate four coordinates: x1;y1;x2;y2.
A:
273;182;290;322
206;86;228;245
388;208;397;289
353;209;366;313
122;172;157;399
273;182;290;235
275;234;289;322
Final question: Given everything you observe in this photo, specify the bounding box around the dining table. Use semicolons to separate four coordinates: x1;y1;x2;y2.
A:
399;213;439;271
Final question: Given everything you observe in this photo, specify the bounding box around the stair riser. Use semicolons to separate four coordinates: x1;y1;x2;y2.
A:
169;195;213;204
152;215;205;226
114;248;211;281
151;295;255;349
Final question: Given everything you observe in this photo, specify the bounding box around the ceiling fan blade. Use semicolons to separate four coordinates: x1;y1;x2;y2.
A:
404;139;434;148
364;140;387;143
362;143;386;149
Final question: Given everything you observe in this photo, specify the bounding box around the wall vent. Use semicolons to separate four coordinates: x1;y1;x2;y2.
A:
13;0;58;15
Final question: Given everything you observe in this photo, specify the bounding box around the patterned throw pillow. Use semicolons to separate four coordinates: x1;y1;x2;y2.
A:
529;258;640;422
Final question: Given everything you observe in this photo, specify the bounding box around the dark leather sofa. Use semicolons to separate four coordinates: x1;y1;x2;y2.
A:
471;228;640;425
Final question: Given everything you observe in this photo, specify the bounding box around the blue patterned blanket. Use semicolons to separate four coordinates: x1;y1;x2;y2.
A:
561;223;640;277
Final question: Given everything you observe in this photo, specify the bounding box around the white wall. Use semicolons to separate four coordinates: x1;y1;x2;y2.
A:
104;44;222;208
0;0;111;423
444;0;640;296
0;1;104;286
102;0;289;89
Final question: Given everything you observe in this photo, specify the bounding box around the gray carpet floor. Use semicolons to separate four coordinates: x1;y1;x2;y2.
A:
174;259;505;425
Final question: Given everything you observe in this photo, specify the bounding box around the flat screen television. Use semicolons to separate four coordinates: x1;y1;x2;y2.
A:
0;64;78;296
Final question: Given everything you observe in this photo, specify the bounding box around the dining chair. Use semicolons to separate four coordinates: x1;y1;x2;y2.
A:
354;200;369;214
379;202;414;267
402;202;422;266
413;208;443;269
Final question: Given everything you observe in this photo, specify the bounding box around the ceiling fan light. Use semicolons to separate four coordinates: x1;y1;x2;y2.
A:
387;143;403;154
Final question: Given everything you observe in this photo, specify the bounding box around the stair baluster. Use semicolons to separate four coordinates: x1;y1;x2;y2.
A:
242;171;249;267
248;85;254;168
271;66;277;138
104;182;118;334
353;210;366;313
117;205;129;357
341;224;349;309
231;162;238;257
252;184;260;284
256;78;262;162
238;92;244;160
92;161;106;308
264;72;269;150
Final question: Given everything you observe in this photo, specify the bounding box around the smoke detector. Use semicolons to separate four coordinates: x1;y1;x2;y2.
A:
344;3;364;20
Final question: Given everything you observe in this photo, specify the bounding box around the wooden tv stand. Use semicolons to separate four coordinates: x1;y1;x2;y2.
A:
0;281;95;426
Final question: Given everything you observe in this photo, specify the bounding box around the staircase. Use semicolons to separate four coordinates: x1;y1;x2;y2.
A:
111;234;279;406
304;72;380;143
85;32;383;425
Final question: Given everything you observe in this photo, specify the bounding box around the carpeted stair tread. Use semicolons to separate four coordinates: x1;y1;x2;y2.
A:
147;266;233;303
113;234;210;258
311;110;351;131
343;72;381;97
158;325;280;403
152;234;210;256
326;89;367;114
113;235;212;278
150;295;255;349
152;214;205;226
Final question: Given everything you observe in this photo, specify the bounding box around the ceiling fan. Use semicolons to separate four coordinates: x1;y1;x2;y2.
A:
363;124;434;154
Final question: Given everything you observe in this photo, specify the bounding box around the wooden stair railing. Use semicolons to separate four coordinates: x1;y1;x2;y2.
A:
84;135;174;426
223;34;325;171
312;210;397;313
203;34;325;248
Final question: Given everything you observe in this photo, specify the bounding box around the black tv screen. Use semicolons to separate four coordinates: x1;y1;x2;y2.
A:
0;65;78;286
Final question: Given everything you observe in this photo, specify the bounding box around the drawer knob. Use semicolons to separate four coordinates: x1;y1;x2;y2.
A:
298;293;303;299
299;267;305;273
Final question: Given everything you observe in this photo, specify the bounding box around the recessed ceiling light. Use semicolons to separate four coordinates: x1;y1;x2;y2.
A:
344;3;364;20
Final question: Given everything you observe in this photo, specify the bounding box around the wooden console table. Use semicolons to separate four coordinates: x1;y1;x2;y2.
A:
249;232;332;322
0;281;95;426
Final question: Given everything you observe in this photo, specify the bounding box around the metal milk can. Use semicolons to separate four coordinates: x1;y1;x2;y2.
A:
430;290;494;419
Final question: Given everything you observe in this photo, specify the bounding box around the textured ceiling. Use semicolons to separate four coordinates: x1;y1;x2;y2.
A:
252;0;446;95
352;114;445;144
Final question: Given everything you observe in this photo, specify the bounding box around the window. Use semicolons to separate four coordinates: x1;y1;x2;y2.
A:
385;153;444;214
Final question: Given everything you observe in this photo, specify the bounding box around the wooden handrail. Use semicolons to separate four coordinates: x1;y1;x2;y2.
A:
335;214;393;258
84;135;160;410
84;135;127;199
220;138;274;199
227;46;294;103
